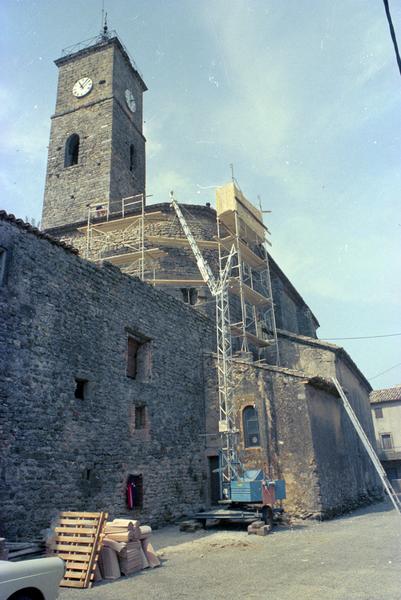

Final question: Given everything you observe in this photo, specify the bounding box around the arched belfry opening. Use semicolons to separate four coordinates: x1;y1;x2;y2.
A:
64;133;80;167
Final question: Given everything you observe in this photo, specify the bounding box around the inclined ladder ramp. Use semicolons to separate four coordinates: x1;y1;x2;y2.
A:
332;377;401;515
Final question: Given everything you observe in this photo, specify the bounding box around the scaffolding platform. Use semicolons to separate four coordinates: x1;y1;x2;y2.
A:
99;248;166;266
219;235;270;269
77;210;167;234
146;235;218;250
230;326;272;348
148;278;206;286
228;278;272;308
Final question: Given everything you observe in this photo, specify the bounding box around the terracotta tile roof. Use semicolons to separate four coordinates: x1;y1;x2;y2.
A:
0;210;78;254
370;385;401;404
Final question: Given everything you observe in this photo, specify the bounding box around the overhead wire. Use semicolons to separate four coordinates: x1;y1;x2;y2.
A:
382;0;401;77
322;332;401;341
368;361;401;381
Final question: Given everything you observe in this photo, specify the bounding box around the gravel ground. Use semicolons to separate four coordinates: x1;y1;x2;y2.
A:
59;501;401;600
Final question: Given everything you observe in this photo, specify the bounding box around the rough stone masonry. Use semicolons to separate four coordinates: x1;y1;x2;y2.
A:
0;214;214;539
0;213;382;539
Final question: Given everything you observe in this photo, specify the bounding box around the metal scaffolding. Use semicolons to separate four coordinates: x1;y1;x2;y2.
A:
216;182;279;365
79;194;166;279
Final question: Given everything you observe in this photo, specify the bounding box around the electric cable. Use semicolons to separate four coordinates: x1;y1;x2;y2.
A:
383;0;401;77
368;361;401;381
322;332;401;341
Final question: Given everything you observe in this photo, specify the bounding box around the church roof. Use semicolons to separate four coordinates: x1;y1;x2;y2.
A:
370;385;401;404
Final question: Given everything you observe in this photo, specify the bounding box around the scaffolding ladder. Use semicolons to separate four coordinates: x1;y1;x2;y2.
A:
332;377;401;515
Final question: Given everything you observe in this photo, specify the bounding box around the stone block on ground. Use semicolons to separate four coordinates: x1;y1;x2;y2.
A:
179;520;203;532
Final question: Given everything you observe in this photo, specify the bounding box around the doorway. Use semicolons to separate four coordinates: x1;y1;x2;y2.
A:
208;456;221;504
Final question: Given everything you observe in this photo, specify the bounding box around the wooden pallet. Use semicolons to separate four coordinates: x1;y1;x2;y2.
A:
53;511;108;588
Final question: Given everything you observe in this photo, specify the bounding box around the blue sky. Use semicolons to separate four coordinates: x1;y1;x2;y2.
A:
1;0;400;388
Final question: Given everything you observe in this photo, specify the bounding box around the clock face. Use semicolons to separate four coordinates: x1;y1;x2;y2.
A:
125;89;136;113
72;77;93;98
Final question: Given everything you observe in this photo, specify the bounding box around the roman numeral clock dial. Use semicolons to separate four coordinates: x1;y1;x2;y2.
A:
72;77;93;98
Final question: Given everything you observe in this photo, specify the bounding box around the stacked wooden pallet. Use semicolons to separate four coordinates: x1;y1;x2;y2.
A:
53;511;107;588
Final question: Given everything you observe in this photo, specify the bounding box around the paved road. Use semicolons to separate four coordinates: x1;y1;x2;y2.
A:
59;501;401;600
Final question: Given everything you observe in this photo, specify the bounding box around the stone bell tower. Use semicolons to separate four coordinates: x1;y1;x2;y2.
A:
41;32;147;231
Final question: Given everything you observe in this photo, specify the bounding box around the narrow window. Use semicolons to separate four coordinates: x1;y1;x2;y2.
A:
0;248;8;286
83;468;92;481
243;405;260;448
181;287;198;305
127;336;140;378
74;378;87;399
65;133;80;167
129;144;136;171
189;288;198;305
126;474;143;509
126;334;151;381
135;405;146;429
181;288;190;303
126;331;152;383
381;433;393;450
374;407;383;419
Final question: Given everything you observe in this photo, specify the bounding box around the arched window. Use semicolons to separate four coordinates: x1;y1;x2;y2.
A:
243;405;260;448
129;144;136;171
64;133;80;167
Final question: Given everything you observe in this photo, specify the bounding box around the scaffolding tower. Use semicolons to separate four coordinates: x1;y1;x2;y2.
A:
79;194;166;279
216;182;279;364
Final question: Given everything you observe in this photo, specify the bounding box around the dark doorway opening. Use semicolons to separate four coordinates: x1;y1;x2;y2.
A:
126;474;143;509
208;456;220;504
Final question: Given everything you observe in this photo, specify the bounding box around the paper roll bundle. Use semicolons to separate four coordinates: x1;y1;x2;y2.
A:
139;525;152;540
98;546;121;580
141;539;161;568
104;518;141;541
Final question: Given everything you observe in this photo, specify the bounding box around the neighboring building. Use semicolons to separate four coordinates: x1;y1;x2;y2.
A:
370;385;401;490
0;31;383;539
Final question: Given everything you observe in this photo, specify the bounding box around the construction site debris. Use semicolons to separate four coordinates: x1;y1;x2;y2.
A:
141;538;161;568
98;546;121;579
98;518;160;580
247;520;271;536
179;520;204;533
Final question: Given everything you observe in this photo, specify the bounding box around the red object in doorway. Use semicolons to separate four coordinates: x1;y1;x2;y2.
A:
127;482;135;509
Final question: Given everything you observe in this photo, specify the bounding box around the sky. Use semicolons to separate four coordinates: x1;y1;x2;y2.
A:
0;0;400;389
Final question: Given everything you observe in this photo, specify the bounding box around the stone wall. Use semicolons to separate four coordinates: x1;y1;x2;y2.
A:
305;381;381;515
278;330;376;445
0;216;214;539
204;357;382;518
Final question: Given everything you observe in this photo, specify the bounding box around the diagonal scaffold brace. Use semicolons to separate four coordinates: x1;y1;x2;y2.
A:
332;376;401;515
